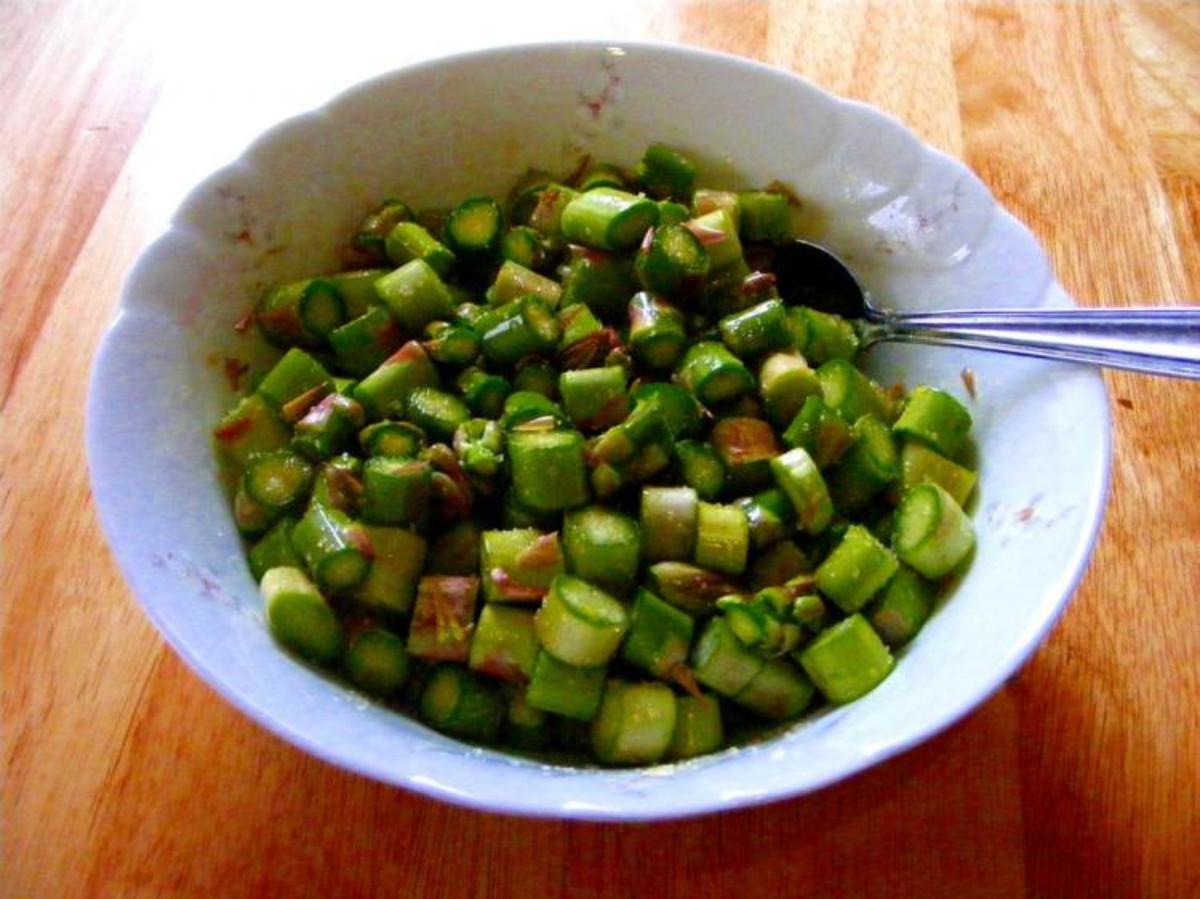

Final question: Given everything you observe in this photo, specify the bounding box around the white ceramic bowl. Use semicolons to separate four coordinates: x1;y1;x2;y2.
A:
87;42;1110;820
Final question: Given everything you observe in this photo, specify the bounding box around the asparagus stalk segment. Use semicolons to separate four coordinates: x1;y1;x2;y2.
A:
645;562;740;617
256;348;332;414
782;395;852;469
640;486;699;562
635;226;709;296
621;588;695;679
455;367;512;420
420;665;504;742
468;605;539;683
261;566;344;663
691;617;765;697
709;417;780;495
676;341;755;406
635;143;697;199
628;291;688;370
828;414;899;512
375;258;456;331
561;187;660;251
384;222;456;276
893;386;973;458
352;341;440;421
535;574;629;667
525;651;606;721
718;298;792;358
799;613;895;704
443;196;503;266
733;657;814;721
292;504;373;591
892;482;975;579
329;306;405;379
770;448;834;535
668;693;725;760
899;440;977;508
361;457;433;529
814;524;900;613
559;366;630;432
562;505;640;596
248;518;303;581
345;627;410;697
214;393;291;476
866;565;935;647
480;528;564;602
487;259;563;308
591;681;677;766
406;575;480;663
508;428;589;511
352;525;427;617
674;440;727;501
694;502;750;576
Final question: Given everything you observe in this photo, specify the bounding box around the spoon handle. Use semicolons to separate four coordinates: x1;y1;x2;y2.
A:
872;307;1200;379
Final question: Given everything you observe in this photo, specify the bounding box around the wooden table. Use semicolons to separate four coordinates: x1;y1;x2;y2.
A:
4;2;1198;895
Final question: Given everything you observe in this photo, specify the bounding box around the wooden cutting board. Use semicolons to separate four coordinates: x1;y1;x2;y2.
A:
3;2;1198;896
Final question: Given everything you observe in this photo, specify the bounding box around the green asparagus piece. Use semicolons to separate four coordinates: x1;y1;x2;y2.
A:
799;308;860;364
814;524;900;613
559;246;638;322
562;505;640;596
214;393;291;476
256;348;332;415
759;352;821;427
535;574;629;667
893;482;975;579
559;366;629;432
591;681;677;765
674;440;727;501
406;575;480;662
361;457;432;529
691;188;740;224
586;400;673;498
781;395;852;469
748;540;810;590
628;292;688;370
456;367;512;420
733;657;814;721
694;502;749;576
345;627;409;697
639;486;698;562
635;143;696;199
352;525;426;617
512;359;560;399
709;417;779;494
384;221;456;276
561;187;660;251
893;385;973;459
352;200;411;261
621;588;695;679
528;184;578;239
422;320;481;367
291;504;372;591
578;162;627;192
866;565;935;648
499;391;567;431
645;561;740;617
691;617;765;697
770;448;834;534
501;225;549;271
486;259;563;308
261;567;344;663
480;528;564;602
468;604;539;683
352;341;440;421
329;307;404;378
508;428;589;511
899;440;977;508
657;200;691;226
685;209;743;272
718;298;792;358
525;651;606;721
635;225;709;296
358;421;426;459
676;341;755;406
668;694;724;760
736;191;791;243
375;258;456;331
443;196;503;266
817;358;888;423
630;382;704;439
799;613;895;704
420;665;504;742
735;487;795;552
243;449;314;511
248;518;302;581
453;418;505;480
405;387;470;442
480;296;561;366
828;414;899;512
291;393;365;461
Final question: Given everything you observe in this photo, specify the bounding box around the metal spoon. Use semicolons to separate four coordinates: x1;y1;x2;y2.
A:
771;241;1200;380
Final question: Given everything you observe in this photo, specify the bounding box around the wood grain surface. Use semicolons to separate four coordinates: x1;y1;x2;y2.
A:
3;2;1198;896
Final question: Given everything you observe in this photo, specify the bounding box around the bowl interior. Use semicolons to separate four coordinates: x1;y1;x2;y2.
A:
88;42;1109;820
